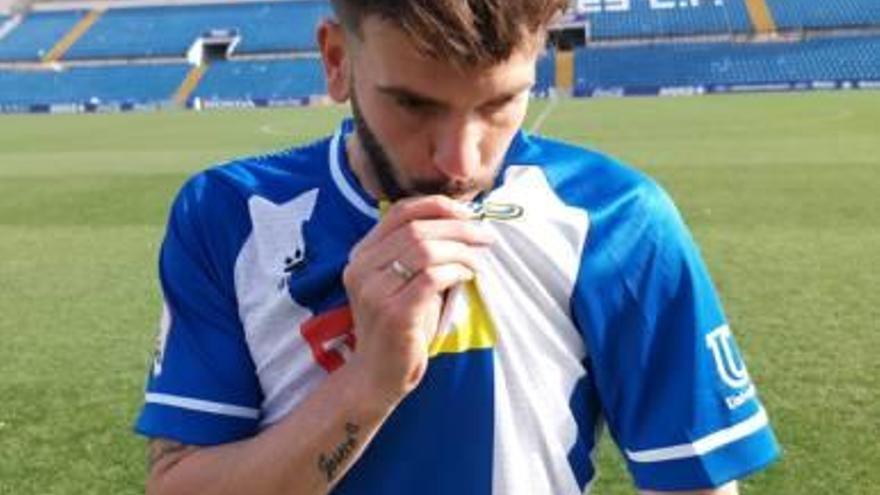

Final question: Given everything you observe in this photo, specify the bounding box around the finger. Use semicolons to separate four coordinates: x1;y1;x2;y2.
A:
388;218;495;247
360;196;474;249
391;262;475;306
390;263;474;341
359;234;490;279
350;259;413;306
348;262;472;341
347;237;479;296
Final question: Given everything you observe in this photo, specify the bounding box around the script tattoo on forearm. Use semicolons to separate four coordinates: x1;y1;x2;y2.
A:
317;422;361;483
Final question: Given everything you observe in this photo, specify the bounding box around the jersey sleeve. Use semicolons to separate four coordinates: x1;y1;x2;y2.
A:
135;172;264;446
572;180;780;491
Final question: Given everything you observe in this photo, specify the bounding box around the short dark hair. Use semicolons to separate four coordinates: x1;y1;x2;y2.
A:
329;0;568;67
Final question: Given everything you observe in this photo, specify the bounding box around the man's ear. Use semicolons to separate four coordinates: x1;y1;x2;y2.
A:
318;20;351;102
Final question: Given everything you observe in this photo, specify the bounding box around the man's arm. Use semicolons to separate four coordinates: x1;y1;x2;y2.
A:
641;481;738;495
146;359;394;495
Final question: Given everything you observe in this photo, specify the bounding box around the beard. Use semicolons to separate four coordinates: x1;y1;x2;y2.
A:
350;90;492;201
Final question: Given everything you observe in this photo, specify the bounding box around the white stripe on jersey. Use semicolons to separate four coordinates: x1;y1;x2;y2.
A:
145;393;260;419
481;165;592;494
329;128;379;219
625;407;769;463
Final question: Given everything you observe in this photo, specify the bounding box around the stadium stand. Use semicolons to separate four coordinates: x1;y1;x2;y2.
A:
0;63;190;105
766;0;880;31
574;35;880;92
576;0;754;39
0;10;84;61
1;0;879;112
64;1;331;59
192;58;326;102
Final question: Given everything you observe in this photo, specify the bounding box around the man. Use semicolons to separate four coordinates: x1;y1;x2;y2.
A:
136;1;780;493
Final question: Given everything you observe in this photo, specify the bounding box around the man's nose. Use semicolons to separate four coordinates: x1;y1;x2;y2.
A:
431;116;482;179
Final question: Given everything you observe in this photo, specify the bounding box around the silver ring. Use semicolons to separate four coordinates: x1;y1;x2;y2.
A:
390;259;416;282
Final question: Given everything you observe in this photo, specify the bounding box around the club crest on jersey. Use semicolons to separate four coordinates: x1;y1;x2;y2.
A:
244;191;319;293
278;245;308;291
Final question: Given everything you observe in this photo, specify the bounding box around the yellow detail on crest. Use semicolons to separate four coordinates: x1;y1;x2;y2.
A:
428;282;497;357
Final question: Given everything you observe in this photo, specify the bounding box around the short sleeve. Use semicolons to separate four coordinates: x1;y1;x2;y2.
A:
135;173;264;446
573;181;780;491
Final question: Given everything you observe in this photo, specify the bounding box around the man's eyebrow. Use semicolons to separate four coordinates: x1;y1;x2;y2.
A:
483;82;534;105
377;81;534;108
377;86;446;107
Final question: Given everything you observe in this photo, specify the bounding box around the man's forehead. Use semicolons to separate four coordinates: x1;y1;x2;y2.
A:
353;17;539;99
354;16;542;65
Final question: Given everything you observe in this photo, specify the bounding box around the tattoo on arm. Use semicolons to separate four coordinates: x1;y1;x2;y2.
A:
147;439;190;472
317;422;361;483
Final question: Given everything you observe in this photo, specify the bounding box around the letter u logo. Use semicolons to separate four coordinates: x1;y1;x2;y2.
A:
705;325;750;389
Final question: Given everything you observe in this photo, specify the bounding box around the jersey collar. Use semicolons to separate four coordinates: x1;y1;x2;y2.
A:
329;119;380;220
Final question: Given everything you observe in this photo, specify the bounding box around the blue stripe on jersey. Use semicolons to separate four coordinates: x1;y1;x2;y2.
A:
566;361;601;489
333;350;495;495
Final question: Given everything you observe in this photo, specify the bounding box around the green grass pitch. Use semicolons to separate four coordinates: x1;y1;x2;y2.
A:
0;91;878;494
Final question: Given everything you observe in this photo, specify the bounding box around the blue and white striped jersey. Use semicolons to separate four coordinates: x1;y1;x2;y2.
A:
136;119;779;493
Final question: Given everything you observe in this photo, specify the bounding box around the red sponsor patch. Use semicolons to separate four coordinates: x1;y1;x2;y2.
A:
300;306;356;373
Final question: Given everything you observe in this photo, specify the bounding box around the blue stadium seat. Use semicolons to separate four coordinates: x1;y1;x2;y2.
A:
0;11;86;61
0;64;189;105
574;36;880;90
65;1;332;59
580;0;753;39
766;0;880;30
192;59;326;101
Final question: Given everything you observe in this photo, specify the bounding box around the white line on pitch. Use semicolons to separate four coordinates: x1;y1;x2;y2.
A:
529;97;559;134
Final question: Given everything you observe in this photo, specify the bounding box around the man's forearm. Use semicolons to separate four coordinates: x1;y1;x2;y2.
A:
147;361;395;495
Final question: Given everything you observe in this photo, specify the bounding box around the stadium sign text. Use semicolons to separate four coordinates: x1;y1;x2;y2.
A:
575;0;725;14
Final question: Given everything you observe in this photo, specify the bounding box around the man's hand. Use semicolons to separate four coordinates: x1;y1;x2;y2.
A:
342;195;494;408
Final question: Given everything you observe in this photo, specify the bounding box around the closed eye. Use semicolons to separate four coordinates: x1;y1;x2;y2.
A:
395;94;440;113
377;85;445;114
481;95;516;113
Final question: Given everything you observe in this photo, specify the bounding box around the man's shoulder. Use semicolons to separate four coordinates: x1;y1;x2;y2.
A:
508;132;667;217
166;135;335;236
196;135;334;199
